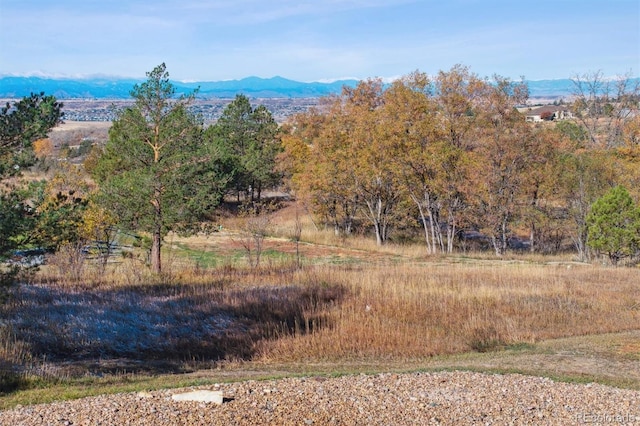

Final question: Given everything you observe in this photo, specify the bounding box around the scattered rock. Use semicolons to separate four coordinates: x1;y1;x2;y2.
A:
137;391;154;399
2;372;639;425
171;390;224;404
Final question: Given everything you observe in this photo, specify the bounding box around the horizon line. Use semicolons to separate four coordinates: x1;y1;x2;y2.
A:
4;72;637;84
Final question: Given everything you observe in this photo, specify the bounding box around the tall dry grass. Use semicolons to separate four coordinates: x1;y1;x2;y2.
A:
1;258;347;389
258;263;640;361
3;200;639;386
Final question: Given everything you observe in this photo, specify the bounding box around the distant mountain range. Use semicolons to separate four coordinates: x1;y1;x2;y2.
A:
0;75;601;99
0;76;359;99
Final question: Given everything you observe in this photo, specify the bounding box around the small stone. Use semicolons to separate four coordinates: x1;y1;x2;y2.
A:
137;391;153;399
171;390;224;404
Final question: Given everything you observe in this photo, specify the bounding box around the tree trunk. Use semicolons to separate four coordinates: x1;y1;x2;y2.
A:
366;196;386;246
151;184;162;273
573;228;590;262
529;223;536;253
492;216;509;257
492;236;503;257
445;196;462;253
432;207;444;253
500;217;509;255
417;205;432;254
151;228;162;273
411;192;440;254
529;187;539;253
374;222;383;246
446;216;456;253
411;192;432;253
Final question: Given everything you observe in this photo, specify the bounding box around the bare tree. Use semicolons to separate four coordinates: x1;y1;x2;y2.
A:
290;208;303;269
237;206;272;268
571;70;640;148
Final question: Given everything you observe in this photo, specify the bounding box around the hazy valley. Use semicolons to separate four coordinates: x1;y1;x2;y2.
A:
1;74;598;124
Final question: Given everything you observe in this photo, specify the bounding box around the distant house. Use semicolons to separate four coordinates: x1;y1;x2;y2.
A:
525;105;572;122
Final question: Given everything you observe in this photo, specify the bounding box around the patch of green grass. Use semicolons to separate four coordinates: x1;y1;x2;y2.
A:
0;375;217;409
172;244;306;268
171;244;241;268
0;366;345;410
503;342;536;351
260;248;295;262
325;255;361;265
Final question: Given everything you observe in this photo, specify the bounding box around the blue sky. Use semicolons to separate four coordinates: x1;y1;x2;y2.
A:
1;0;638;82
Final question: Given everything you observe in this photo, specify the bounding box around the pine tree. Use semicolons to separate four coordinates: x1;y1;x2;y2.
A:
92;64;229;273
586;185;640;265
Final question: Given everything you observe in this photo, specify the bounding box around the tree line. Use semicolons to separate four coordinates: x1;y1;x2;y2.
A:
280;66;640;261
1;64;639;281
0;64;281;276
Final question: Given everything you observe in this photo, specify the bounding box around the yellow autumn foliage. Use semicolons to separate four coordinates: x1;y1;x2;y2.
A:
33;138;53;159
80;202;117;243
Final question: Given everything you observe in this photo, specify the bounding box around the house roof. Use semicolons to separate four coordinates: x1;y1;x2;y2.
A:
526;105;569;116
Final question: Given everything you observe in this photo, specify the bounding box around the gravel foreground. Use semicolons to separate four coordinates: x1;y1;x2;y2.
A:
2;371;639;425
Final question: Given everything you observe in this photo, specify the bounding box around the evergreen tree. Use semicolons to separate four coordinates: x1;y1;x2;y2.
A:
1;93;63;178
92;64;229;273
207;94;280;202
0;93;63;257
586;185;640;265
0;93;62;289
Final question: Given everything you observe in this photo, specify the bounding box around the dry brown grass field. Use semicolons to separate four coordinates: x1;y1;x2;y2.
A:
1;198;639;408
50;120;112;132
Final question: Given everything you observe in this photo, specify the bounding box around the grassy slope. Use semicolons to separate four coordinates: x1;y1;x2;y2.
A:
1;201;639;409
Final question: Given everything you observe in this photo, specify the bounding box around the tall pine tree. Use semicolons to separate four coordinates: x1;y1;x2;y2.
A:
92;64;229;273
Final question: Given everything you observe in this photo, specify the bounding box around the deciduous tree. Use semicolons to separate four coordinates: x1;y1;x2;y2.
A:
431;66;485;251
571;70;640;148
520;126;566;253
382;73;446;252
302;97;360;236
32;162;93;251
557;150;617;261
471;76;531;256
347;79;403;245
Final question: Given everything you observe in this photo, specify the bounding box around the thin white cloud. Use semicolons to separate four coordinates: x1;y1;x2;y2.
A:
1;0;637;81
